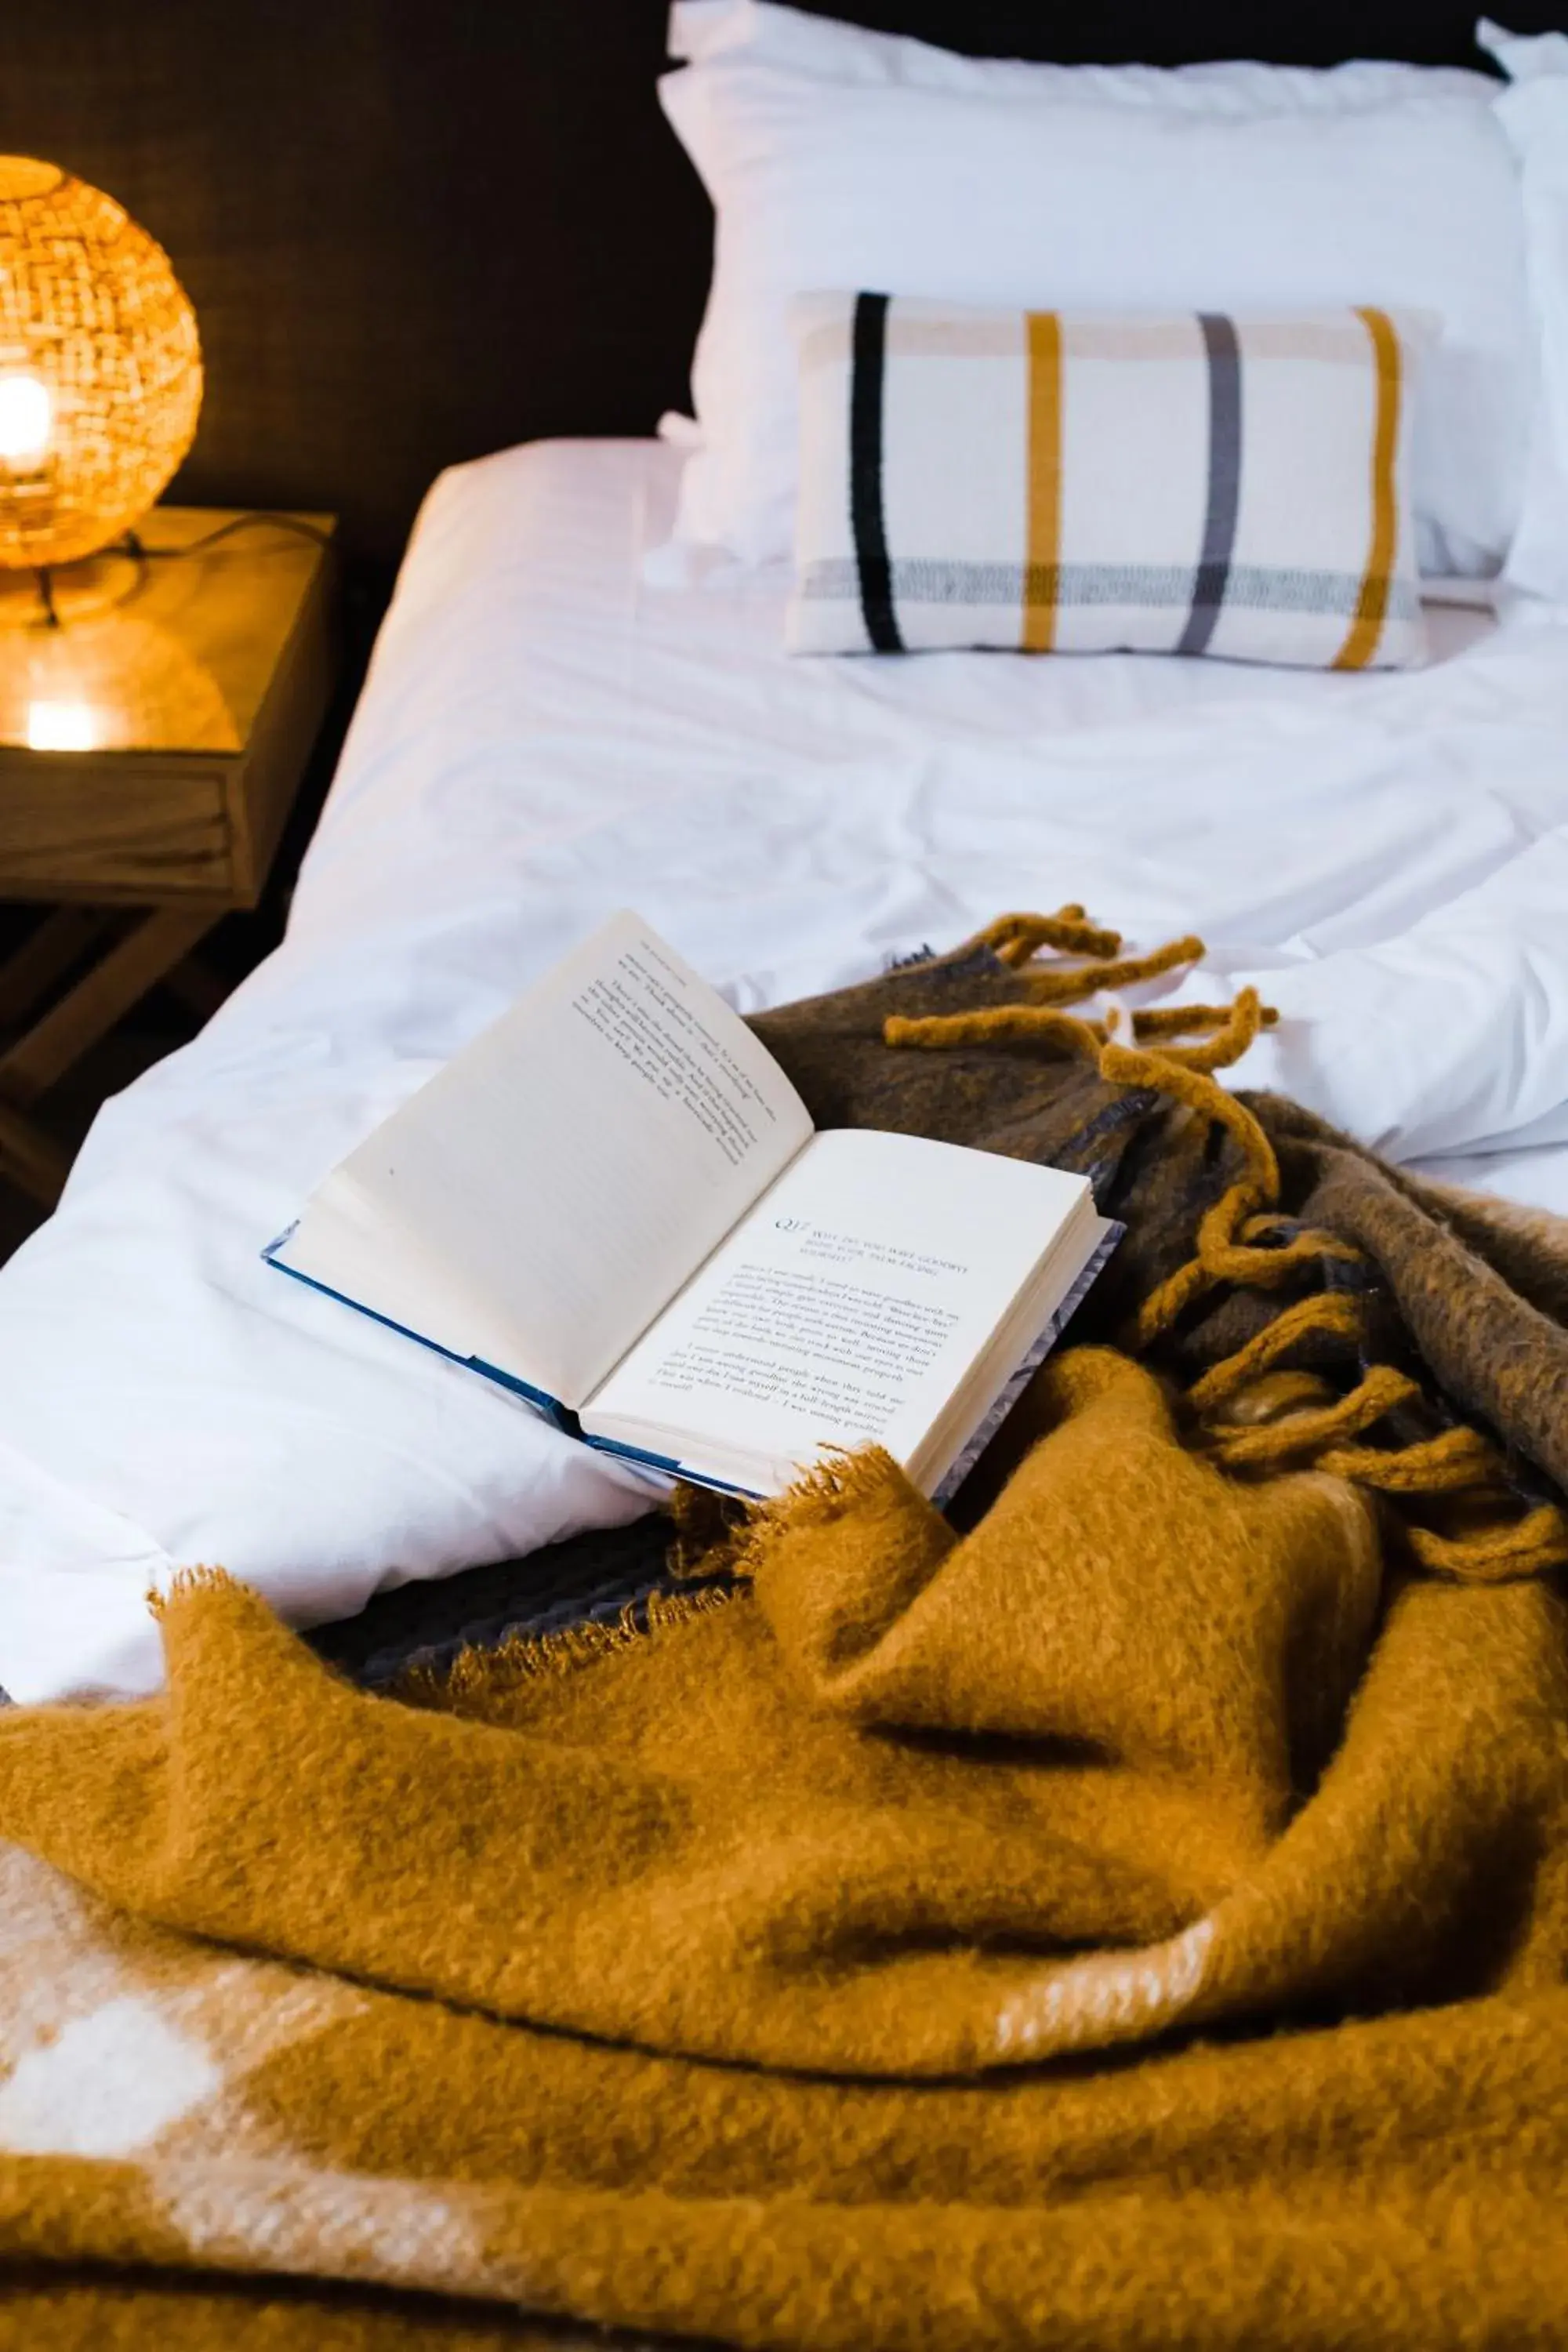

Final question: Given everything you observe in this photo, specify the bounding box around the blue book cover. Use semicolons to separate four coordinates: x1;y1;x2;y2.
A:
264;1217;1122;1506
263;1226;571;1425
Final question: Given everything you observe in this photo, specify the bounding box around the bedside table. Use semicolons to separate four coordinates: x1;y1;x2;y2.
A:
0;509;338;1204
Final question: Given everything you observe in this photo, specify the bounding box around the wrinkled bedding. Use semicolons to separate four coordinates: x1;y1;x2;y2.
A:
2;437;1567;1700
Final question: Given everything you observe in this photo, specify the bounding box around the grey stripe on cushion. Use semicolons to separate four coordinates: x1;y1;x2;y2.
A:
1176;313;1243;658
799;558;1421;622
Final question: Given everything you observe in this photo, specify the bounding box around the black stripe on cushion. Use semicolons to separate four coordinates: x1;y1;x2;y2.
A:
849;292;904;654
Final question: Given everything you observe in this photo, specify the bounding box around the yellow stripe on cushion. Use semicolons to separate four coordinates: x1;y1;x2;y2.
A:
1023;311;1063;652
1332;307;1402;673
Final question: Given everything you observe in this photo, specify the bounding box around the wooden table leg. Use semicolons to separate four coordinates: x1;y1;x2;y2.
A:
0;1097;71;1207
162;948;233;1025
0;906;221;1109
0;908;110;1027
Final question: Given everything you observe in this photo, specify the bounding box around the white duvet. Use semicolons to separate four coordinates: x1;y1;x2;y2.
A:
3;437;1568;1701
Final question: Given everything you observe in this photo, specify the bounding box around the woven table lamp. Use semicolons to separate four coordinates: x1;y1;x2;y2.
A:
0;156;202;578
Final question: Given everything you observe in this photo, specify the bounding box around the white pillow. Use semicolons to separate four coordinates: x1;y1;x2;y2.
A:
1481;21;1568;602
670;0;1495;111
659;5;1536;581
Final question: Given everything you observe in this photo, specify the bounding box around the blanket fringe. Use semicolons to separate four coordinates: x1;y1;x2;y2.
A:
670;1449;909;1587
397;1579;743;1713
887;909;1568;1583
147;1564;236;1619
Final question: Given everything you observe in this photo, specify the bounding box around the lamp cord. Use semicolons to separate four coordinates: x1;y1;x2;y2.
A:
28;511;334;629
121;512;336;560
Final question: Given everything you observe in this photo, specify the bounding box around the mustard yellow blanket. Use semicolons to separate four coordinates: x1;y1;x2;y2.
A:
0;1346;1563;2349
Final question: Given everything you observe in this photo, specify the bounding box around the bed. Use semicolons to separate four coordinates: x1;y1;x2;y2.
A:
2;3;1568;1704
1;428;1566;1699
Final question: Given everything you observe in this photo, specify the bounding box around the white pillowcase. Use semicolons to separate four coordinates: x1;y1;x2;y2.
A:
670;0;1494;111
659;2;1537;583
1482;22;1568;601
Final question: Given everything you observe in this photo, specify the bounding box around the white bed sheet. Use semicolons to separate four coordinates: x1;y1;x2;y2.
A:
3;436;1568;1701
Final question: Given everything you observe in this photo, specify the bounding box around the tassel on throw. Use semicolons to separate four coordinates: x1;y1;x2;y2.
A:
885;909;1568;1584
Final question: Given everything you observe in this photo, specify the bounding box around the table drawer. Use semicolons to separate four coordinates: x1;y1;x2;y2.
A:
0;756;234;900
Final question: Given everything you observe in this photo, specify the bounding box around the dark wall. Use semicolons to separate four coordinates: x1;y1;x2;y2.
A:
0;2;709;568
3;0;1562;573
792;0;1563;61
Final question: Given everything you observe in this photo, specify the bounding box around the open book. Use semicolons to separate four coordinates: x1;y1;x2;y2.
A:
267;913;1116;1501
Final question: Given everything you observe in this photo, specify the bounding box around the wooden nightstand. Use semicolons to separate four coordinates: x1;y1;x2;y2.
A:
0;509;338;1204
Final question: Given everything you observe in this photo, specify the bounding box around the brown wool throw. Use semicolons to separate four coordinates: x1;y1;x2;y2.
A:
749;909;1568;1573
0;1348;1565;2346
1;909;1566;2348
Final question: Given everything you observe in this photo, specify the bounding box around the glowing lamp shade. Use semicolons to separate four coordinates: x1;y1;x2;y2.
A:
0;156;201;570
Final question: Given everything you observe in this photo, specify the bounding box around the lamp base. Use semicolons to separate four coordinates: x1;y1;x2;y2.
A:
0;547;143;630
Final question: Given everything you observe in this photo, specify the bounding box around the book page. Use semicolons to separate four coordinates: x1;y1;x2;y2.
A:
292;913;813;1404
586;1128;1089;1477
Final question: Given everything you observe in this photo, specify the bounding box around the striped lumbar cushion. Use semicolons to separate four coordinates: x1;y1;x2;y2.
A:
788;296;1427;670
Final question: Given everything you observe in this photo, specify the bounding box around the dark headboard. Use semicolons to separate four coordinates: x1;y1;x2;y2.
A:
2;0;1563;571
